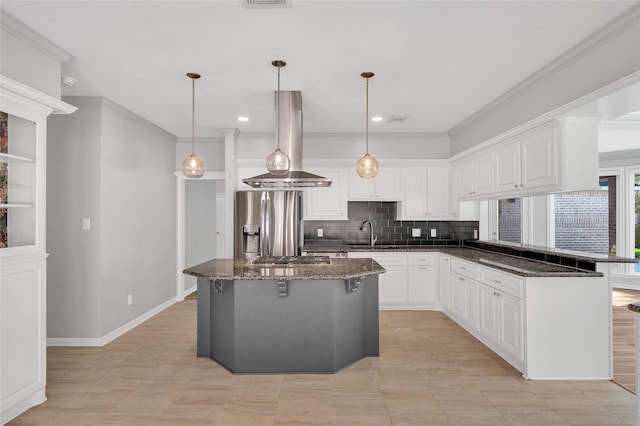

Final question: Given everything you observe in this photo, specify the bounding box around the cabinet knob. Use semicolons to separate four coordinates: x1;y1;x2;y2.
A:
494;279;502;284
514;184;519;188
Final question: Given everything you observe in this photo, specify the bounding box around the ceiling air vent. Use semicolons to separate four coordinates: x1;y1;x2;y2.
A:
244;0;289;7
388;115;409;123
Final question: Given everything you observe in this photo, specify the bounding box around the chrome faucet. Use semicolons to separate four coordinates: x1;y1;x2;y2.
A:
359;220;377;247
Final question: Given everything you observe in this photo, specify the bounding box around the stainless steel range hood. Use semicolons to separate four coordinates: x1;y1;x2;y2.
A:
243;91;332;188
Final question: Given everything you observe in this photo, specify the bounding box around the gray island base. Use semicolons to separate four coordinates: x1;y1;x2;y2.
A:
188;259;384;374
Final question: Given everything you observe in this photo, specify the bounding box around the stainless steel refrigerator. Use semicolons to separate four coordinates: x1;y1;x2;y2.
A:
235;191;302;260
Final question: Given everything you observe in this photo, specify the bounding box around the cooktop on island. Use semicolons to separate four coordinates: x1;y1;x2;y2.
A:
252;255;331;265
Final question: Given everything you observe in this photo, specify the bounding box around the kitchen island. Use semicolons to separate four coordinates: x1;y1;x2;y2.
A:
184;258;385;374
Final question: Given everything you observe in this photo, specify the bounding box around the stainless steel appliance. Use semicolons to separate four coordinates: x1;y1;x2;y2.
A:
235;191;302;260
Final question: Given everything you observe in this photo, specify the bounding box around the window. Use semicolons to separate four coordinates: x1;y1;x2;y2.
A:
498;198;521;244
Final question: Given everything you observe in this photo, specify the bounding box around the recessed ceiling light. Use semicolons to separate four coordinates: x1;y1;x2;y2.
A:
371;116;383;122
237;116;249;122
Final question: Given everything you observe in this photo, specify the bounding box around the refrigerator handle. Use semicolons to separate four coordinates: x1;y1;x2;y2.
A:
260;193;271;256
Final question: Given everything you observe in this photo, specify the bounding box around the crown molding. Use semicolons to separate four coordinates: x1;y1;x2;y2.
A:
1;74;76;115
449;3;640;136
1;11;72;63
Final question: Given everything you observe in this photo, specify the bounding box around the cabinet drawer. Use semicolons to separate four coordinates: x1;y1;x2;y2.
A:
407;253;436;266
349;252;406;266
480;267;523;299
451;258;479;279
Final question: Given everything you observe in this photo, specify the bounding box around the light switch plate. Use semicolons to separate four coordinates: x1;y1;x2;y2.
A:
430;229;437;238
474;230;478;239
317;228;323;237
82;218;91;231
412;228;421;237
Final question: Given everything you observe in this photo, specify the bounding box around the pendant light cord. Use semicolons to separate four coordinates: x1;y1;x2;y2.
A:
365;76;369;155
191;76;196;156
276;65;281;151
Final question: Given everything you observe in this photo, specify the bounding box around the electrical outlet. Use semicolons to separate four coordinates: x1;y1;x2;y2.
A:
412;228;421;237
127;294;133;306
474;230;478;239
82;218;91;230
317;228;323;237
430;229;437;238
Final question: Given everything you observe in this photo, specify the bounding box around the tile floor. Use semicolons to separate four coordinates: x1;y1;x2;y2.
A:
10;297;638;425
613;288;640;393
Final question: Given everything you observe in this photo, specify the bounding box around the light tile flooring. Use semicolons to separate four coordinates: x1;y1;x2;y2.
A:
10;297;638;425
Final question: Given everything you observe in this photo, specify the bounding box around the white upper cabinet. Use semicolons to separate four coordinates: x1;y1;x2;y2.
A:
457;119;599;200
349;167;401;201
400;167;455;220
457;153;493;200
303;168;348;220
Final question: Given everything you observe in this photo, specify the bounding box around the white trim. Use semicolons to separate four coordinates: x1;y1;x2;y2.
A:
237;158;451;168
0;11;73;63
46;297;178;347
0;74;77;115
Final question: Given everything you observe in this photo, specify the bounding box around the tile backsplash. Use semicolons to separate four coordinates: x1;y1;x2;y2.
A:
304;202;479;246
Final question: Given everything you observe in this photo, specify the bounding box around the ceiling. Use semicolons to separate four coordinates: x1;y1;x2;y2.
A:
1;0;638;140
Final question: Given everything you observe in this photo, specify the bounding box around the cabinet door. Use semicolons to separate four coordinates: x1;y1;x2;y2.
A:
400;168;428;219
457;162;474;199
427;168;450;217
499;291;523;362
473;154;494;196
521;130;558;190
438;255;451;310
348;169;373;200
303;168;348;220
373;167;401;200
408;265;435;304
463;277;479;330
450;273;465;319
379;265;408;304
494;144;521;193
479;284;499;343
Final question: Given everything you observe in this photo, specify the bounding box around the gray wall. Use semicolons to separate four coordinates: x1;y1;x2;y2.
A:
0;12;66;99
47;96;177;339
449;9;640;155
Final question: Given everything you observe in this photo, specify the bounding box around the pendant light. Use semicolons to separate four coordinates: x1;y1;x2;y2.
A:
356;71;380;178
265;60;291;176
181;72;206;178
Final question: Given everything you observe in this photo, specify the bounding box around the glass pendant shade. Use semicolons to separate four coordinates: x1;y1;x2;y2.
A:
182;154;206;178
265;147;290;176
356;153;379;178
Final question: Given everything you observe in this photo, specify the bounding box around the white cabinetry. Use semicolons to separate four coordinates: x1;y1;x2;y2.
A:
494;124;559;197
400;167;455;219
349;167;400;201
438;255;451;311
407;253;437;306
458;119;600;200
348;251;437;309
450;258;480;330
0;75;75;424
457;154;493;200
303;168;348;220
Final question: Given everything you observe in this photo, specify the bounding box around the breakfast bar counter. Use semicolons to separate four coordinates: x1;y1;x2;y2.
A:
184;258;384;374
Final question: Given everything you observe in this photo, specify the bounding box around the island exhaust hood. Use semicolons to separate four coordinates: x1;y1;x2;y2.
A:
242;91;332;188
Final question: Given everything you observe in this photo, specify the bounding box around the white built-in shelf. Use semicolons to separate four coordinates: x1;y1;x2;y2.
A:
0;153;34;164
0;203;33;209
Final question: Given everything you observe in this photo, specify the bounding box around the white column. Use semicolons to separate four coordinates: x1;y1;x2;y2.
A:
222;128;240;259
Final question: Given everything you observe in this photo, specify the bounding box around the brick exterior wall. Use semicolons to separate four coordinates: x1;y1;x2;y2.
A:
555;190;609;254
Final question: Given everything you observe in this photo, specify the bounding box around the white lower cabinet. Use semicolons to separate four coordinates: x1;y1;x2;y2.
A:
438;255;451;310
348;251;437;309
479;283;523;364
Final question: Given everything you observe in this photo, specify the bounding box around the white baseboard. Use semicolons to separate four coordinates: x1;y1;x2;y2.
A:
47;297;177;347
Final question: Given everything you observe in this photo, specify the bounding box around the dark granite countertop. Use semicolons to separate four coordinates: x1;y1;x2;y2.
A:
302;244;604;277
183;258;385;281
